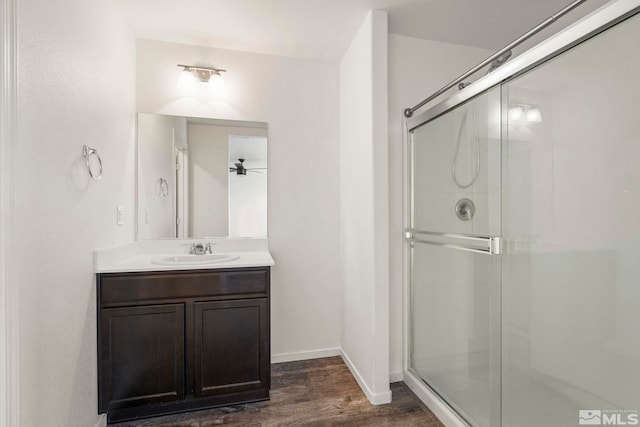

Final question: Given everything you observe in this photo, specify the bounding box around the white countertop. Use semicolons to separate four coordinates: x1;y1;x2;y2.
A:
94;238;274;273
95;251;274;273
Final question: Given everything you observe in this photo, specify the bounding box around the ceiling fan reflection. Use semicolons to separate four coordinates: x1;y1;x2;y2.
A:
229;158;266;175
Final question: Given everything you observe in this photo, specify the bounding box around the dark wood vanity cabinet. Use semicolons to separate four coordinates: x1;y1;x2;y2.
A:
193;298;269;398
99;304;186;410
97;267;270;423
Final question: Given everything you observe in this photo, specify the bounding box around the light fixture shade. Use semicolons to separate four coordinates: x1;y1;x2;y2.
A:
177;64;226;98
525;107;542;123
207;72;225;93
508;106;524;122
177;68;197;91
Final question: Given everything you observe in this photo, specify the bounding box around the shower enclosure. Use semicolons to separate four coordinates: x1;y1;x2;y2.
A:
406;3;640;427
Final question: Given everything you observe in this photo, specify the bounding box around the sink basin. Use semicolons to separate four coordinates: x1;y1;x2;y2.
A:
151;254;239;266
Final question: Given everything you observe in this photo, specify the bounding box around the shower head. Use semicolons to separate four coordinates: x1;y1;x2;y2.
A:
486;50;513;75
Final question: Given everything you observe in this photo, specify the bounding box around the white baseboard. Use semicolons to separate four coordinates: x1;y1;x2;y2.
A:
389;371;403;383
272;348;399;406
93;414;107;427
271;347;340;364
403;370;469;427
340;349;391;405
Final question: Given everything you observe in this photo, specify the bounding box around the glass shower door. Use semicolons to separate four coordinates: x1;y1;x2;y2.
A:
501;11;640;427
409;87;502;427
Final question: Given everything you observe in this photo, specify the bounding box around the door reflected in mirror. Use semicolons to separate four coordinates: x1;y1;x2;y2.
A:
137;113;267;240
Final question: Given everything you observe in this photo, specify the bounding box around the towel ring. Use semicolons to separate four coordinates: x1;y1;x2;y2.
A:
82;145;102;180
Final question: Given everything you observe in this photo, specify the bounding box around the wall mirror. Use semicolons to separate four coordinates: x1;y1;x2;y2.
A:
137;113;268;239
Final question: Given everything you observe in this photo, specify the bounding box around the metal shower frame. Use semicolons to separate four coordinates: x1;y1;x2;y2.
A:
404;0;640;125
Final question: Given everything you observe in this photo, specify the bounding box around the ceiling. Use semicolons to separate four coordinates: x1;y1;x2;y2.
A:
113;0;611;60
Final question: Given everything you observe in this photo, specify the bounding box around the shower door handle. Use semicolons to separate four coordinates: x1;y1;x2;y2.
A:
406;229;501;255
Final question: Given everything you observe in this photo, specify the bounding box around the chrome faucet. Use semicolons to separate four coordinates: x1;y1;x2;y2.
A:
189;242;214;255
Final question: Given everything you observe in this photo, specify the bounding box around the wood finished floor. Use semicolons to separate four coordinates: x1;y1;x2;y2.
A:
110;356;444;426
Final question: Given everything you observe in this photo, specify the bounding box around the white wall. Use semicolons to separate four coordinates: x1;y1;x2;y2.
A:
339;10;390;404
14;0;136;426
387;34;492;377
136;39;342;361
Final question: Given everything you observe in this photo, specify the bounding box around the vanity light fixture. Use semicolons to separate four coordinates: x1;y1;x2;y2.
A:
177;64;226;93
508;103;542;124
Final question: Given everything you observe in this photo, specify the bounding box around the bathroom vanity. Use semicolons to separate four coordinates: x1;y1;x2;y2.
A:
95;246;273;423
95;113;274;423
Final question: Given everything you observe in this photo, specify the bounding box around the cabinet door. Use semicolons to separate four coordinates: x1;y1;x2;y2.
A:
194;299;269;397
99;304;185;411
